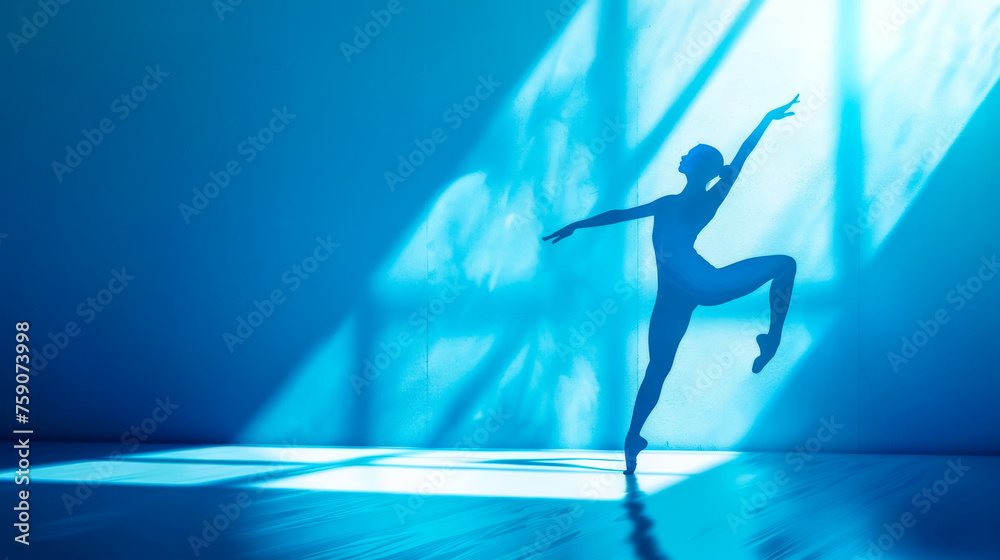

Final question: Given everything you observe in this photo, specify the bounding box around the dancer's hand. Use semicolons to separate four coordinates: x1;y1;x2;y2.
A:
767;94;799;120
543;225;576;244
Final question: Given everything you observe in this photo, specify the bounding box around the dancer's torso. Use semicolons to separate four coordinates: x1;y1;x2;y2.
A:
651;192;722;295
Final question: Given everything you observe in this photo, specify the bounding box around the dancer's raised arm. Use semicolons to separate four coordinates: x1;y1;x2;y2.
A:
543;197;668;244
713;94;799;195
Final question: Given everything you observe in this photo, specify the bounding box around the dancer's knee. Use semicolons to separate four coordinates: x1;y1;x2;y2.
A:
771;256;795;312
642;361;670;385
776;255;796;280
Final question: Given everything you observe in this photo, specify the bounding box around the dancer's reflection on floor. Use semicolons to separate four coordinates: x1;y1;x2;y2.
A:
623;475;671;560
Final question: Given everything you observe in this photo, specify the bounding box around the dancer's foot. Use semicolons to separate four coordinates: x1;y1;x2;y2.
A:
623;435;648;475
752;333;779;373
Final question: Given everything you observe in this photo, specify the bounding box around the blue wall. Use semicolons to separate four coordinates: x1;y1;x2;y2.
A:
3;0;998;454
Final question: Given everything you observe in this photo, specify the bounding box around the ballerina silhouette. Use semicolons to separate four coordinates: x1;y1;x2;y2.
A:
544;95;800;475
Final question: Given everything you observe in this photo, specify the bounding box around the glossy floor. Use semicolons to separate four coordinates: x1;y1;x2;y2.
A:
3;444;998;559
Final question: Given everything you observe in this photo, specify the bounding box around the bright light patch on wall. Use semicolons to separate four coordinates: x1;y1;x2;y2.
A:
512;0;598;125
498;343;531;389
553;357;601;447
636;0;839;283
239;0;1000;453
636;312;818;449
631;0;751;145
366;0;846;451
239;315;357;444
428;335;496;395
858;0;1000;253
378;220;427;290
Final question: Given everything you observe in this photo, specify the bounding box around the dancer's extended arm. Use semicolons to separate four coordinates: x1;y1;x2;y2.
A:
543;197;667;244
711;94;799;198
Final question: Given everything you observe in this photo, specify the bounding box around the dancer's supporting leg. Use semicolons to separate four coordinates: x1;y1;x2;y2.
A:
624;298;695;474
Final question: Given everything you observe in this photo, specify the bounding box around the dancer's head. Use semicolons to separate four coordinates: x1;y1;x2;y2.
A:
679;144;724;184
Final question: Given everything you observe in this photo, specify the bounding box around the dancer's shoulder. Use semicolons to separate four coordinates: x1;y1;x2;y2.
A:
649;195;677;212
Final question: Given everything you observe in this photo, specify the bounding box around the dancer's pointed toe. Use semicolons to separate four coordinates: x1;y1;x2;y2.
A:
623;435;648;475
752;333;779;373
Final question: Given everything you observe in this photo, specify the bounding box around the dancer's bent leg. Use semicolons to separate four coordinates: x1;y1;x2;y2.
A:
754;256;795;372
696;255;797;373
